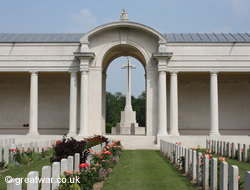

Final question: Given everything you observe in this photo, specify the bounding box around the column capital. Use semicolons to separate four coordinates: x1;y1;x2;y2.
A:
29;71;38;75
69;69;78;74
210;71;219;75
81;71;88;75
170;71;179;75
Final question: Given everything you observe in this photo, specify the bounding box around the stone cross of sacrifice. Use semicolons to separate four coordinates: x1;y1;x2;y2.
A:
122;57;136;112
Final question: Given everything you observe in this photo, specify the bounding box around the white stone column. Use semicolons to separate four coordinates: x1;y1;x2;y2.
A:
157;71;168;136
210;72;220;136
169;72;179;136
79;71;89;136
27;72;39;136
68;71;78;137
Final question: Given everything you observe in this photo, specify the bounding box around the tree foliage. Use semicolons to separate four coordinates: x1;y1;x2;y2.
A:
106;91;145;133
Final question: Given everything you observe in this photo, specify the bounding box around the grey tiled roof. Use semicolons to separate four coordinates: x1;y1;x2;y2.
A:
0;33;250;43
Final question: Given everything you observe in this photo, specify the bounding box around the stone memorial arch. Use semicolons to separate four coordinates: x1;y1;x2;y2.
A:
74;20;169;138
1;11;250;146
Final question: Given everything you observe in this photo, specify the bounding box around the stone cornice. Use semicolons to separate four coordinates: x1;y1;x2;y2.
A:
74;52;95;59
153;52;173;60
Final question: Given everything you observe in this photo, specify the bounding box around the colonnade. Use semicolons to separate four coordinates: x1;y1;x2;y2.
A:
157;70;220;137
27;70;89;137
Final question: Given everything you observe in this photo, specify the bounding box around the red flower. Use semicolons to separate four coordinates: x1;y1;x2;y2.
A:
241;148;243;153
207;141;210;144
79;163;88;168
47;147;50;149
89;150;93;153
100;156;103;159
193;148;196;151
14;149;17;152
11;149;14;152
119;146;121;149
238;176;241;180
42;147;44;150
200;155;203;159
201;162;204;165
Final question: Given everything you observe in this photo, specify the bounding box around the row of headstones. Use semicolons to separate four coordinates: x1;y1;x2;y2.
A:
160;140;250;190
7;140;112;190
0;139;57;166
206;139;248;162
0;138;15;146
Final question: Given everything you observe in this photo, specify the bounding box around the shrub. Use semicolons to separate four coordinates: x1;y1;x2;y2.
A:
6;163;14;169
50;136;89;164
31;152;39;161
21;156;29;165
84;135;109;148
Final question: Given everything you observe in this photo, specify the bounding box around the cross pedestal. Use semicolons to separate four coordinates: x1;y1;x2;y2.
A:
112;57;145;135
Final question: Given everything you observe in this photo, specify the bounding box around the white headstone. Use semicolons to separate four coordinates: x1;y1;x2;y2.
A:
7;178;22;190
244;171;250;190
24;143;28;151
184;148;188;174
220;141;223;156
41;166;51;190
0;146;2;163
238;143;242;161
17;144;22;153
61;158;68;175
68;156;74;172
74;153;80;172
4;145;9;165
34;142;38;152
243;144;247;162
228;142;231;158
232;143;235;159
188;149;192;176
197;152;202;186
52;162;60;190
229;165;238;190
211;158;218;190
39;141;43;153
220;161;228;190
4;139;8;146
203;155;209;190
27;171;39;190
192;150;196;181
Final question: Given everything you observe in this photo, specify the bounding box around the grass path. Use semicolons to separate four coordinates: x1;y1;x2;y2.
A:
0;158;51;190
103;150;195;190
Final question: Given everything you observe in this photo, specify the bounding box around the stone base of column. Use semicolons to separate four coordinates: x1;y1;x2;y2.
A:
169;132;180;136
209;132;220;136
27;132;39;136
67;132;77;137
157;133;168;144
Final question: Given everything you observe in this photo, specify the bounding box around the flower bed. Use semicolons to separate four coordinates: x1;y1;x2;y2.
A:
58;140;122;190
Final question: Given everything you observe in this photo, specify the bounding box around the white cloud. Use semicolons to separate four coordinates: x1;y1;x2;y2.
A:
67;9;98;33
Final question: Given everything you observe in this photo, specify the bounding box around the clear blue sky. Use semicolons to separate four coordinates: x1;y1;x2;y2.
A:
1;0;249;97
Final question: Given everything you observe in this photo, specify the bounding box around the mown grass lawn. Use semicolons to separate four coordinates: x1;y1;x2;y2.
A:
103;150;195;190
198;149;250;180
0;158;51;190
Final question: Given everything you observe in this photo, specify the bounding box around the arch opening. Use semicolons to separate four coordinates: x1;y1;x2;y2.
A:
101;44;147;135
